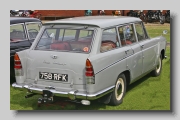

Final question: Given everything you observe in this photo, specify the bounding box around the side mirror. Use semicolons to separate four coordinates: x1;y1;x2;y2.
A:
163;30;168;35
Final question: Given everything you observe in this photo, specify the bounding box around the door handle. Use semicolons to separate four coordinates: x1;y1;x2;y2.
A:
141;45;144;48
125;49;129;53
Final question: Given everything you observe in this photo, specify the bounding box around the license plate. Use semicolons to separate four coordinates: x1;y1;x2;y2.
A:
39;72;68;82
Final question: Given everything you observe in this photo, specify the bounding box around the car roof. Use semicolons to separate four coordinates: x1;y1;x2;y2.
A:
44;16;142;28
10;17;41;24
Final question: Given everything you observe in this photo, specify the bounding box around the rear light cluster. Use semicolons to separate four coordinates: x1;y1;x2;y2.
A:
14;53;23;76
14;53;22;69
85;59;95;84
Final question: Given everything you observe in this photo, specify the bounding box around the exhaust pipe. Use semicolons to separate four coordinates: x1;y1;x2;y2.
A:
25;93;38;98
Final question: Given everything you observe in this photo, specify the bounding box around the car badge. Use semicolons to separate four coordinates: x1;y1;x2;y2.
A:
51;55;57;59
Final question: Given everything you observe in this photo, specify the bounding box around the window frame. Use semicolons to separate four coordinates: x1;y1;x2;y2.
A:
10;23;28;42
25;22;42;40
34;27;96;54
116;23;138;47
133;22;149;42
100;26;120;53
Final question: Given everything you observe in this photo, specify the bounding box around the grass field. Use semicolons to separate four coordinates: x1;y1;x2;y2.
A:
145;24;170;43
10;24;170;110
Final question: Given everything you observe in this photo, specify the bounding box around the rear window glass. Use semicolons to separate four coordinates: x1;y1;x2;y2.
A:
10;24;26;42
35;28;94;53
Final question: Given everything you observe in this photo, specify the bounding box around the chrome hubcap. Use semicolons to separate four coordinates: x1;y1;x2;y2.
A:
156;57;161;73
115;78;124;101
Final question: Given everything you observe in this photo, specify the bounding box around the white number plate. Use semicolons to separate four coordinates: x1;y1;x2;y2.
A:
39;72;68;82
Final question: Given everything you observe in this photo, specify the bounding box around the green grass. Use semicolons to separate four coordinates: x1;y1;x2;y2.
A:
145;25;170;43
10;24;170;110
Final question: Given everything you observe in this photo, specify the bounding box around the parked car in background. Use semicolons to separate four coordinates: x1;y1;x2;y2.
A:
12;16;167;106
144;10;165;24
10;10;20;17
10;17;42;81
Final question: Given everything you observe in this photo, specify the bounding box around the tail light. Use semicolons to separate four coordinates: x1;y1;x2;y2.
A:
85;59;95;84
14;53;23;76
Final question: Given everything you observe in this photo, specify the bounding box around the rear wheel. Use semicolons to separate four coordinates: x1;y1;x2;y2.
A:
151;55;162;76
109;74;126;106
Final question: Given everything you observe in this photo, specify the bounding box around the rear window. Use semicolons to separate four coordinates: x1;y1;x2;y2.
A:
35;28;94;53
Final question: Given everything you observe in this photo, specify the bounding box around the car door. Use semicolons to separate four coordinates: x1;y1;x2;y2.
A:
89;27;134;92
134;22;158;74
118;23;143;80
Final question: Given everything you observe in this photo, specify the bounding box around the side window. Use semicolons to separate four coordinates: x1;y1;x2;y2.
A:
100;28;119;53
134;23;147;41
118;24;136;47
78;30;93;42
10;24;26;42
36;29;57;49
79;30;90;38
62;29;76;41
26;22;41;39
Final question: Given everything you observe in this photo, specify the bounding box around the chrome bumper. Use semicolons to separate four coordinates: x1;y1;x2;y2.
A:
12;83;114;100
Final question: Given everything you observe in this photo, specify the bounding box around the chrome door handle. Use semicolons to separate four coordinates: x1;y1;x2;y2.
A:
141;45;144;48
125;49;129;53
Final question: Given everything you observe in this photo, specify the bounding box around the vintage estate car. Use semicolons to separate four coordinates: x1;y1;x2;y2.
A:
12;16;167;106
10;17;42;81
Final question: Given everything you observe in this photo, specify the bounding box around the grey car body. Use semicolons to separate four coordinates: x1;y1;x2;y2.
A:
12;16;167;106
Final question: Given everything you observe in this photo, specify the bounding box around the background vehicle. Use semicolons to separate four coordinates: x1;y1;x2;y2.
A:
165;10;170;23
10;17;42;82
127;10;138;17
18;10;29;17
10;10;19;16
145;10;165;24
137;10;146;20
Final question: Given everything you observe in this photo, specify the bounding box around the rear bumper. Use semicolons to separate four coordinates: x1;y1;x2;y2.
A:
12;83;114;100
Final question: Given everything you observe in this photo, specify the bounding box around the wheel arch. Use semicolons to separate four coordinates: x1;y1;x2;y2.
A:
161;49;165;60
118;70;131;86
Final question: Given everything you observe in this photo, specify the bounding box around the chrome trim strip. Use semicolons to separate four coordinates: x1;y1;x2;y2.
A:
12;83;115;100
95;53;134;75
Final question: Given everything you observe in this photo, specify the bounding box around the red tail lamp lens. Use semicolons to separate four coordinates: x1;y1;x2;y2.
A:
85;59;94;77
14;53;22;69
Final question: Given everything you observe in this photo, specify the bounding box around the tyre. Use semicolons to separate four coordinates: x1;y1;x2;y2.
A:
109;73;126;106
151;55;162;76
